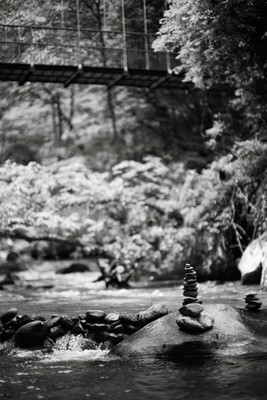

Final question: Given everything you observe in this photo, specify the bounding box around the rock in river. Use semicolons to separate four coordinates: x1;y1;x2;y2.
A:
110;304;267;358
14;321;48;348
0;308;18;324
138;304;168;327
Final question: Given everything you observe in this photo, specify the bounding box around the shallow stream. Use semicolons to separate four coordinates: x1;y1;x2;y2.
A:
0;261;267;400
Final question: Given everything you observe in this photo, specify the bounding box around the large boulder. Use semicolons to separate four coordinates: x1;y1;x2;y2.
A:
14;321;48;348
110;304;267;358
238;233;267;286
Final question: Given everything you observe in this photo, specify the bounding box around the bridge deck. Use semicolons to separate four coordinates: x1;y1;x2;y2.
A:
0;62;194;90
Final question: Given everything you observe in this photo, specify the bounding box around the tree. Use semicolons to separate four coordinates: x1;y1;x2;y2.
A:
154;0;267;147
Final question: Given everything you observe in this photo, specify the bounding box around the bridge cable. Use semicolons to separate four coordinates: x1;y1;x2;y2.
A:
121;0;128;71
76;0;81;65
143;0;149;70
103;0;107;31
61;0;64;28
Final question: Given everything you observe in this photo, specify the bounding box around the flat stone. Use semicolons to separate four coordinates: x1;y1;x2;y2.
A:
245;297;259;302
104;313;120;324
245;303;262;311
183;297;200;305
245;291;258;298
14;321;48;348
184;278;197;284
0;308;18;324
86;310;106;322
179;304;204;317
184;267;194;272
183;282;197;289
119;312;139;326
183;290;198;298
138;304;168;327
176;313;214;333
112;324;125;334
185;272;197;279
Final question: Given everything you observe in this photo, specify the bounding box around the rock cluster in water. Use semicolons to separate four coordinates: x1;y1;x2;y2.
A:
245;291;262;311
0;303;168;349
176;263;214;333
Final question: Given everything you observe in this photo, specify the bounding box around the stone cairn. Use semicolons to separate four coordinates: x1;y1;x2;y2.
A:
176;263;214;333
0;303;168;350
244;291;262;312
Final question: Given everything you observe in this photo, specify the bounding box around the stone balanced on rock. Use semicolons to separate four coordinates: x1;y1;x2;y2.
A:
245;291;262;311
176;263;214;333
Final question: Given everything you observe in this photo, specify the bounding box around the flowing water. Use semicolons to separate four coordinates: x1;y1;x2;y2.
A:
0;261;267;400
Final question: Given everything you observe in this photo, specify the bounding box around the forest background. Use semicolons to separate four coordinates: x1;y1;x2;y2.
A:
0;0;266;284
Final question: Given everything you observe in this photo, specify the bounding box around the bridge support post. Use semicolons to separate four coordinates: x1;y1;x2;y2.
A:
64;64;83;87
19;63;35;86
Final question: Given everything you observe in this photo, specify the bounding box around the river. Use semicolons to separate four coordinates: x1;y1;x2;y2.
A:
0;261;267;400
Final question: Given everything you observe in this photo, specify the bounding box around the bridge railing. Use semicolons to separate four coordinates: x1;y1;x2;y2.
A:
0;24;177;71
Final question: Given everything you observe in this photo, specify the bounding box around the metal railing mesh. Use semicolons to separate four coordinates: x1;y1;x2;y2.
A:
0;24;177;71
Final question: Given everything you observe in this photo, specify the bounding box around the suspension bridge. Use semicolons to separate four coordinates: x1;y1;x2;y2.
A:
0;23;193;90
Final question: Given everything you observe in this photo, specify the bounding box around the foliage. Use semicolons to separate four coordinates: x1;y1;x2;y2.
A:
154;0;267;145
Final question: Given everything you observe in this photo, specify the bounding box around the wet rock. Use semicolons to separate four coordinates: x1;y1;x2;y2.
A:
18;314;45;327
179;304;204;318
4;317;19;330
0;323;3;334
1;329;16;341
119;312;139;326
14;321;48;348
49;325;66;339
86;310;106;323
84;323;109;333
79;314;86;320
0;308;18;324
71;322;86;335
111;305;254;358
93;331;118;344
108;320;122;331
176;313;214;333
125;324;139;334
138;304;168;327
104;313;120;324
71;316;79;324
57;263;90;274
112;324;125;334
46;316;62;329
61;316;74;330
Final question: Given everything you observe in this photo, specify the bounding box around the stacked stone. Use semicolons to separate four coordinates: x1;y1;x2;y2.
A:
176;263;214;333
245;291;262;311
0;303;168;349
182;263;201;306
